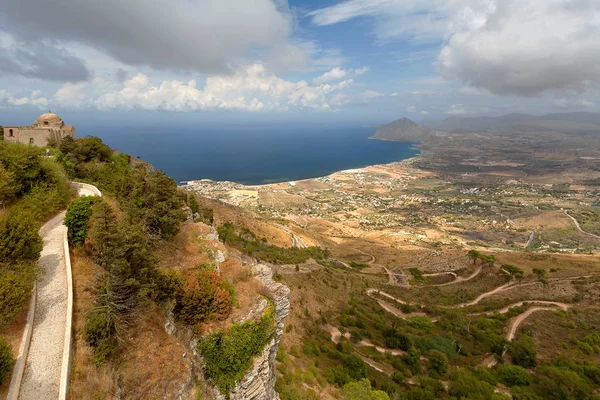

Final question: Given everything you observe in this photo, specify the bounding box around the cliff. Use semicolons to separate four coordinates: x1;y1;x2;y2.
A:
370;117;428;141
211;264;290;400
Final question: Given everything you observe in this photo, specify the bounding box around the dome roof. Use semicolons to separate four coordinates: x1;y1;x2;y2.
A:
34;111;64;128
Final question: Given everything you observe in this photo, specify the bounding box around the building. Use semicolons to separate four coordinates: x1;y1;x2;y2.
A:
3;111;75;147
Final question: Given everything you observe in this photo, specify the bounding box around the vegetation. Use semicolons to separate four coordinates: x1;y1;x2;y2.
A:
342;379;390;400
218;222;329;264
0;338;14;386
173;268;234;330
64;196;98;246
198;304;275;397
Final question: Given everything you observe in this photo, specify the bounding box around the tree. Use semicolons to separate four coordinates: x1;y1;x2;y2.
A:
497;365;533;387
468;250;481;265
509;335;537;368
64;196;98;246
342;379;390;400
428;349;449;374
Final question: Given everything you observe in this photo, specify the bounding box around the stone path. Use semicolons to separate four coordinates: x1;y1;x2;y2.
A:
18;185;99;400
18;212;68;400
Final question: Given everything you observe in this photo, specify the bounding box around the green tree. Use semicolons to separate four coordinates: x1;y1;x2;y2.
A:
497;365;533;387
342;379;390;400
509;335;537;368
468;249;481;265
428;349;449;374
64;196;98;246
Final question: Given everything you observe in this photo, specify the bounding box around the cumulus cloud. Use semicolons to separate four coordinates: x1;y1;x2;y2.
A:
0;0;299;75
89;64;355;111
0;89;49;108
312;66;369;85
310;0;600;96
0;37;90;82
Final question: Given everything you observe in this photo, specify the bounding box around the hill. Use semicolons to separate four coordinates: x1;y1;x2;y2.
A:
422;112;600;134
370;117;428;141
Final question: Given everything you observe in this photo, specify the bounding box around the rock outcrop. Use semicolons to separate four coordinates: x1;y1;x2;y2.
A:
209;263;290;400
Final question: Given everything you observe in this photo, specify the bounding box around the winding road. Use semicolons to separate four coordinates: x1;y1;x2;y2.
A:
565;210;600;240
12;183;100;400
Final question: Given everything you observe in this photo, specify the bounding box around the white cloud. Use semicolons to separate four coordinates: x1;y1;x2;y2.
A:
89;64;356;111
554;98;595;109
310;0;600;97
458;86;489;96
390;92;399;97
0;89;49;108
312;66;370;84
360;90;385;100
406;105;417;112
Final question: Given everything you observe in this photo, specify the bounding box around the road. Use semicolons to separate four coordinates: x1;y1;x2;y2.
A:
565;210;600;240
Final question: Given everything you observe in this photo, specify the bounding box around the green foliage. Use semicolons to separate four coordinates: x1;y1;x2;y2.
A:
509;335;537;368
403;347;421;375
0;337;14;386
536;365;593;400
0;270;34;328
85;305;117;365
497;365;533;387
64;196;98;246
218;222;329;264
198;304;275;397
407;316;433;331
173;268;234;330
502;264;524;276
449;369;494;399
383;328;411;351
342;379;390;400
0;210;42;264
349;261;368;270
0;142;43;200
428;349;448;374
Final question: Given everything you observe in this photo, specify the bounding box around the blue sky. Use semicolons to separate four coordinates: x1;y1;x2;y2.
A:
0;0;599;125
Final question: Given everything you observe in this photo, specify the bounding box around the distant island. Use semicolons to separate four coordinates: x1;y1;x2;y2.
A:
371;111;600;141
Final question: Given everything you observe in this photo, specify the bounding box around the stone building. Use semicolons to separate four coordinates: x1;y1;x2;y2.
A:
3;111;75;147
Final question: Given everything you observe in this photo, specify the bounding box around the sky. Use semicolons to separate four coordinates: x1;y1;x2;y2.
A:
0;0;599;125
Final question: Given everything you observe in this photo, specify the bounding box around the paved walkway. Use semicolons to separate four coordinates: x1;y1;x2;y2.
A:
19;212;67;399
18;185;98;400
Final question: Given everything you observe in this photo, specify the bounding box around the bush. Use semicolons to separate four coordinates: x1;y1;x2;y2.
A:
0;337;15;385
509;335;537;368
65;196;98;246
342;379;390;400
449;369;494;399
497;365;533;387
198;304;275;396
428;349;449;374
0;270;34;328
0;210;42;264
85;306;117;365
173;269;234;330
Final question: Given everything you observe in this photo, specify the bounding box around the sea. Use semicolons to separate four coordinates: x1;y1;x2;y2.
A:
87;124;419;185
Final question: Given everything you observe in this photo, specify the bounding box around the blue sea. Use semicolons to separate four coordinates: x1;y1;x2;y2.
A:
86;124;418;185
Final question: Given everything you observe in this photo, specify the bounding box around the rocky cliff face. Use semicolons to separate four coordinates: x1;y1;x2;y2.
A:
208;263;290;400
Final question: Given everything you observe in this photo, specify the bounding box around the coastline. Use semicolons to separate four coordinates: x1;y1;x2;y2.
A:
181;142;422;189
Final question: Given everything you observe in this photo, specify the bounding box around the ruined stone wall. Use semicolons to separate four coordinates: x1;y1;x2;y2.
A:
4;127;75;147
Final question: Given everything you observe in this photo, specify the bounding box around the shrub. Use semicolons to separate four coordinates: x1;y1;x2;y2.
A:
0;210;42;264
65;196;98;246
407;316;433;331
449;369;494;399
509;335;537;368
428;349;449;374
342;379;390;400
0;337;14;385
198;304;275;396
85;306;117;365
497;365;533;387
173;269;233;329
0;270;34;328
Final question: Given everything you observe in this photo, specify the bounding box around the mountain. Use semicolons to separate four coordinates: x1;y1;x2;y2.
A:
422;112;600;134
370;117;429;141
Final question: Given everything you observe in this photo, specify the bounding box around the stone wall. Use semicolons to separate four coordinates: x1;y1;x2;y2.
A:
3;126;75;147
